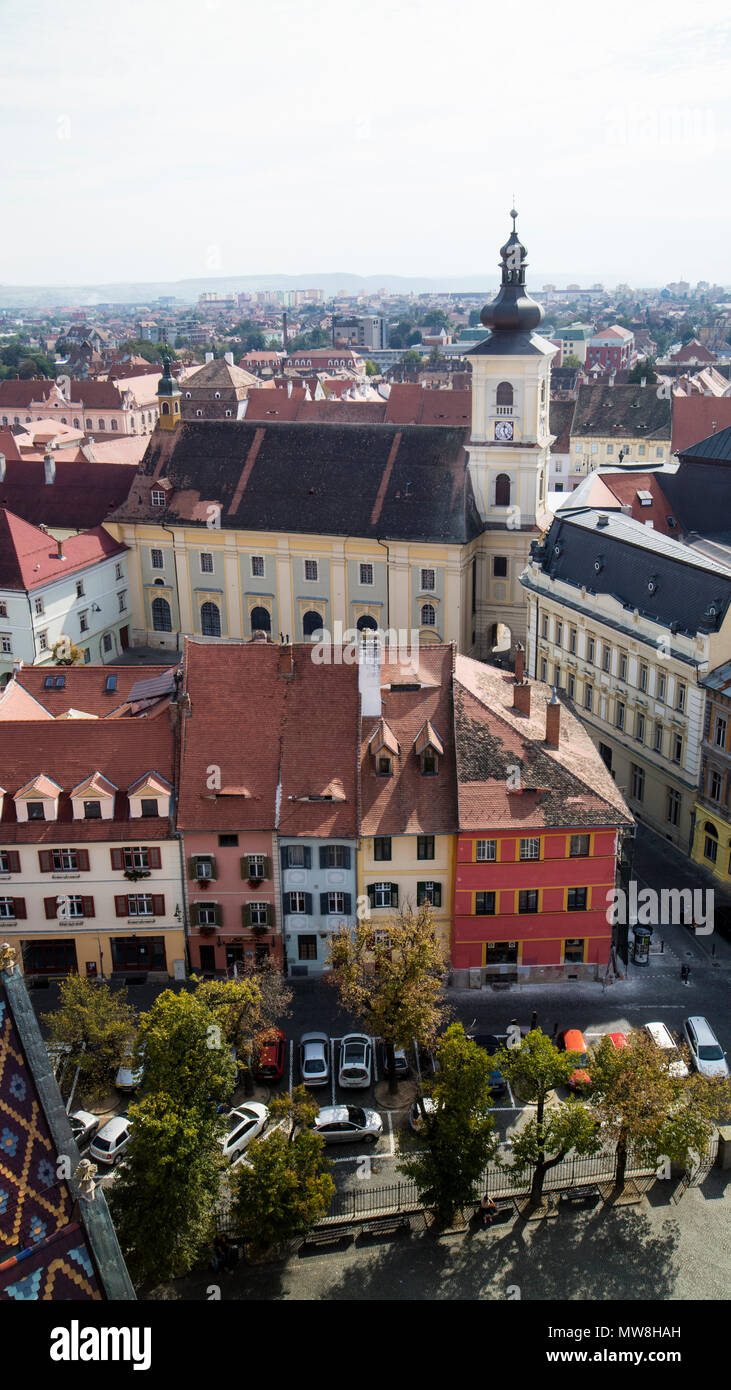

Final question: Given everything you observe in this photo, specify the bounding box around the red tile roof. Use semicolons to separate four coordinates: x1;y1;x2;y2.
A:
597;473;679;536
0;509;126;589
453;656;631;831
671;396;731;454
359;646;458;835
7;665;177;720
385;384;471;426
178;640;359;836
0;720;175;843
0;456;136;529
669;339;717;364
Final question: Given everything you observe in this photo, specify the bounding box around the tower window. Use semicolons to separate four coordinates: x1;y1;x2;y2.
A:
495;474;511;507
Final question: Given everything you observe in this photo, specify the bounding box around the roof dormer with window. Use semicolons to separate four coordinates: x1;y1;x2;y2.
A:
127;771;172;819
414;720;443;775
14;774;63;822
368;718;400;776
70;772;117;821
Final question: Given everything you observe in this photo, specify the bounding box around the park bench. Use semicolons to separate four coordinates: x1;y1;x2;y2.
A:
301;1225;355;1250
559;1183;602;1205
475;1199;514;1226
360;1214;411;1238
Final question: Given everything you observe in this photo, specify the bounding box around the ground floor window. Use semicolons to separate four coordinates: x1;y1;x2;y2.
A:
297;934;318;961
485;941;518;965
563;938;585;964
111;936;166;970
22;940;77;973
226;946;245;967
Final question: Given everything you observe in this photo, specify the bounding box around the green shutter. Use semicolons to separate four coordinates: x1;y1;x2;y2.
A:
188;857;197;880
242;903;251;928
417;881;425;905
262;856;271;880
240;857;249;879
214;903;223;926
434;883;442;908
390;883;399;908
367;884;376;908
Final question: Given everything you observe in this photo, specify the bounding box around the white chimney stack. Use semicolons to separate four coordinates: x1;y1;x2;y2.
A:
0;453;5;483
224;352;234;366
358;638;382;717
44;451;56;485
205;352;214;364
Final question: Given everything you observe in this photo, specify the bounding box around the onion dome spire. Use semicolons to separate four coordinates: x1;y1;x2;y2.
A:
480;209;544;333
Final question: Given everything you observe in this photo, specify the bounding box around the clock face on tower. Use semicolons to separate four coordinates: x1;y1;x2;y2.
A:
494;420;514;440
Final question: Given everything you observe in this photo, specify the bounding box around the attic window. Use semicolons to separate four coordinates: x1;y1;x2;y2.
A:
105;674;118;693
636;490;653;506
377;756;393;777
647;576;659;595
390;682;421;692
594;556;604;573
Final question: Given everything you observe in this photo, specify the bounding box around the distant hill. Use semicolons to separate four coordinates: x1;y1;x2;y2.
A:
0;268;615;309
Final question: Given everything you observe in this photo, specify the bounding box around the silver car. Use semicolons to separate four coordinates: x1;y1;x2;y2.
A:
338;1034;372;1089
68;1109;100;1151
312;1105;382;1145
299;1032;331;1087
683;1016;729;1078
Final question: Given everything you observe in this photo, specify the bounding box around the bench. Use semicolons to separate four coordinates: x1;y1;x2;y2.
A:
301;1226;355;1249
475;1200;514;1226
559;1184;602;1205
360;1215;411;1238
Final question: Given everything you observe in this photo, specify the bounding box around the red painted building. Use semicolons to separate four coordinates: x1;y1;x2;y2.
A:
452;652;632;983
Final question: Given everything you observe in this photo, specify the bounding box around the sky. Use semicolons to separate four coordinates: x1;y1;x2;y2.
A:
0;0;730;289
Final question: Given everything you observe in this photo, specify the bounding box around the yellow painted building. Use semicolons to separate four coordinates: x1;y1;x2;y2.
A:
691;662;731;886
357;832;455;956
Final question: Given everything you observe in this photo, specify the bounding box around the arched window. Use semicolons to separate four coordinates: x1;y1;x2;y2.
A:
704;821;718;864
73;418;80;428
250;605;271;634
151;597;172;632
496;381;513;407
495;473;511;506
357;615;378;631
302;610;324;638
161;402;170;416
201;601;221;637
421;603;436;627
98;419;105;430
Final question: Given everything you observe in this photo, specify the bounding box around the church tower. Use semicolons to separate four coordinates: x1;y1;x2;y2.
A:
466;211;556;656
156;344;182;431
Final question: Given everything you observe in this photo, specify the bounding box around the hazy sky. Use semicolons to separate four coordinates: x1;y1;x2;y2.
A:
1;0;729;287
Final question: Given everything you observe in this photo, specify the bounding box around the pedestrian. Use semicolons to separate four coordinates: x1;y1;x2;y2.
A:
530;1010;538;1031
681;964;691;985
480;1194;498;1229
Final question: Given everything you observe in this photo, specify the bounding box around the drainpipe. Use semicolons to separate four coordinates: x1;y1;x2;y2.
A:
376;537;390;630
160;520;182;652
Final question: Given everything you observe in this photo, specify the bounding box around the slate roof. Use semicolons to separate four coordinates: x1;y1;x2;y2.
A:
465;330;556;358
0;966;134;1300
453;656;631;831
110;421;482;544
178;640;359;837
529;509;731;638
182;358;258;392
0;510;126;590
571;384;671;439
0;456;137;530
676;424;731;465
359;646;458;835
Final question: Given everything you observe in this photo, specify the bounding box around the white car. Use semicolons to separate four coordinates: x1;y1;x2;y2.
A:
338;1034;372;1089
68;1109;100;1151
643;1022;689;1078
409;1096;438;1135
683;1017;729;1078
218;1104;269;1163
115;1047;144;1092
89;1116;133;1166
312;1105;382;1144
299;1032;331;1087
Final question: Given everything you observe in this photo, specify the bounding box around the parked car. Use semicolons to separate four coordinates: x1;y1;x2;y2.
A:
299;1032;330;1087
68;1109;100;1151
218;1104;269;1163
253;1029;286;1083
338;1034;372;1089
557;1028;591;1089
644;1021;689;1078
606;1032;629;1050
311;1105;382;1144
682;1017;729;1078
115;1048;144;1093
471;1034;509;1097
379;1043;410;1080
408;1096;439;1135
89;1116;133;1167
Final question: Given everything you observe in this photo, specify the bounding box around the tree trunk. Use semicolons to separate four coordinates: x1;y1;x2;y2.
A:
385;1040;398;1095
615;1133;628;1190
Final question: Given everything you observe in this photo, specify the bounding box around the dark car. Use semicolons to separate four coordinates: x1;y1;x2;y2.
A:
471;1034;509;1098
379;1042;410;1080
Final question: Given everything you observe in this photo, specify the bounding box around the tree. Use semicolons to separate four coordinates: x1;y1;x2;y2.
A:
589;1032;731;1189
495;1029;601;1207
468;308;481;327
399;1024;498;1225
268;1084;319;1142
108;1092;224;1285
365;359;379;377
328;904;447;1092
17;353;56;379
137;989;237;1111
562;353;581;368
428;345;443;365
244;331;265;351
117;339;169;365
52;637;85;666
42;976;136;1102
629;357;657;384
230;1128;334;1252
399;349;422;370
192;973;264;1066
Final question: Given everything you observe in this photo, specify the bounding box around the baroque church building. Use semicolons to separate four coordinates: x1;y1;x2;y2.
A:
107;214;554;661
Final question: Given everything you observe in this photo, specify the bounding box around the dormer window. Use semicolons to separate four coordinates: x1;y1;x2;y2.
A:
141;799;158;817
421;750;437;776
377;756;392;777
151;490;166;507
414;720;443;776
27;801;45;820
84;800;102;819
127;771;172;819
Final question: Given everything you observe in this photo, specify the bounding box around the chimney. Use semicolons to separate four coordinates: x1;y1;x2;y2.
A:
545;687;561;747
224;352;234;366
358;637;382;717
12;658;23;677
205;352;214;364
44;451;56;485
514;642;525;683
0;453;5;483
278;643;294;679
597;513;609;527
513;679;531;716
56;537;65;559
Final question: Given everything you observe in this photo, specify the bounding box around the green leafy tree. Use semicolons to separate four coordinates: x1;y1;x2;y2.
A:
230;1128;334;1252
137;989;237;1111
562;353;581;368
42;976;136;1102
117;339;170;364
193;974;263;1065
629;357;657;384
244;330;266;351
496;1029;601;1206
18;353;56;379
399;349;422;369
328;905;447;1092
468;308;481;326
428;345;443;365
268;1083;319;1142
52;637;85;666
590;1032;731;1188
365;359;379;376
400;1024;498;1225
108;1093;224;1285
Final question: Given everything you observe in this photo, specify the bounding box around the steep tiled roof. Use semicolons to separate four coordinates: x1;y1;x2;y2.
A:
548;398;575;453
453;656;631;830
110;421;481;544
359;646;458;836
596;472;679;536
671;398;731;454
7;665;176;720
0;379;56;408
0;457;136;529
670;339;717;364
386;385;472;426
183;358;258;391
0;510;126;590
572;384;671;439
